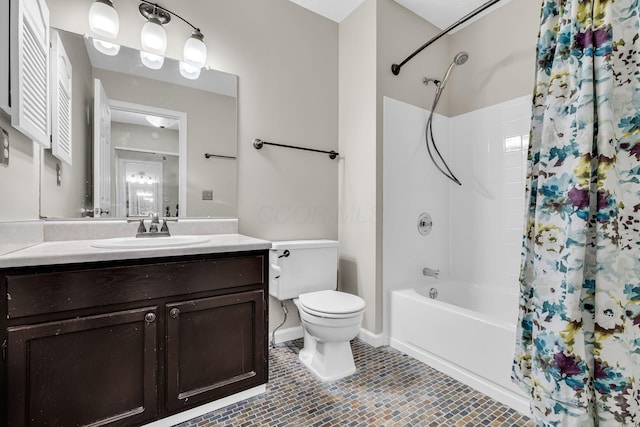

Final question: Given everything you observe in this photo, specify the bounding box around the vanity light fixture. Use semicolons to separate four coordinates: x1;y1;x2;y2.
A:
88;0;208;76
89;0;121;56
88;0;120;39
183;30;206;68
139;2;169;56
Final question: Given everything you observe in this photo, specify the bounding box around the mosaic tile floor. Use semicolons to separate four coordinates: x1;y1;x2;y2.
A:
179;339;535;427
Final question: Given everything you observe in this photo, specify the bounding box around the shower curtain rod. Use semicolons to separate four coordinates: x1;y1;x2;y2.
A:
391;0;501;76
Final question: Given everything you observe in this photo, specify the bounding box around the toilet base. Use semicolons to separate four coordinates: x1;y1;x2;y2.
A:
298;338;356;382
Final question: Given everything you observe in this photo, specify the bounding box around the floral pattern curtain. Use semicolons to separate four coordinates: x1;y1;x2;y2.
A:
512;0;640;425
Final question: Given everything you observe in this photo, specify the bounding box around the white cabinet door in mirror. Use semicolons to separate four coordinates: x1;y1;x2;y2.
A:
50;30;72;165
0;0;9;113
10;0;50;148
93;78;112;217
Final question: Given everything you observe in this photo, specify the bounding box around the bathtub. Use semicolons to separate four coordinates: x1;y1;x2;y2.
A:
389;281;529;415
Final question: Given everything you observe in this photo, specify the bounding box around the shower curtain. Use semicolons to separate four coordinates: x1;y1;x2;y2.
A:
512;0;640;426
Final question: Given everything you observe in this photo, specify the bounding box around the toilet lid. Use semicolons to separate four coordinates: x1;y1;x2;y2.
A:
298;290;365;315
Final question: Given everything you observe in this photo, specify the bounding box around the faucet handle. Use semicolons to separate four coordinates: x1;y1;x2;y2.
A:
127;218;147;234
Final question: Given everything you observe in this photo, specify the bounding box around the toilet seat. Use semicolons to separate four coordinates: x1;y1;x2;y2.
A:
297;290;365;319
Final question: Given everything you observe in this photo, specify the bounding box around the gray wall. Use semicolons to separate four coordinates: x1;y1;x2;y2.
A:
338;0;378;332
448;0;539;116
0;111;40;221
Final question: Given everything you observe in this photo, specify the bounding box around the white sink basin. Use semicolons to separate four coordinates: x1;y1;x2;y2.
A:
91;235;210;249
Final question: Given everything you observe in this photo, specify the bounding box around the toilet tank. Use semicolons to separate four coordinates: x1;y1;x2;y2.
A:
269;240;339;301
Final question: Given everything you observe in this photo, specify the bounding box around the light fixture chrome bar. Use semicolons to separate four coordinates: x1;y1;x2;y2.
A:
139;0;200;31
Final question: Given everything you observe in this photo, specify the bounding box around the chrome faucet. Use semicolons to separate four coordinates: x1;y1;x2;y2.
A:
148;213;160;233
423;267;440;278
128;213;177;238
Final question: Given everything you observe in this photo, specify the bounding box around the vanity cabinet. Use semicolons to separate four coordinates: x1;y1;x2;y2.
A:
7;307;159;426
0;250;269;426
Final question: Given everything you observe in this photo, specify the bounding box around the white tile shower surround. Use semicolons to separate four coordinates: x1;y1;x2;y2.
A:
382;95;531;413
382;95;531;333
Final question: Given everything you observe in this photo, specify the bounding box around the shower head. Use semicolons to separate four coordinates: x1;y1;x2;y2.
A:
439;52;470;91
454;51;469;66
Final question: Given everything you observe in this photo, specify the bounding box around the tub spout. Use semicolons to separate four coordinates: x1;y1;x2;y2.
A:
423;267;440;278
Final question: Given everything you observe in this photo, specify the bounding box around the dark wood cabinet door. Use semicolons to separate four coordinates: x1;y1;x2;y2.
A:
7;307;159;427
165;291;267;413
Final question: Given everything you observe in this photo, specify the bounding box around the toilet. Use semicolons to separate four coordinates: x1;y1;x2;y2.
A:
269;240;365;381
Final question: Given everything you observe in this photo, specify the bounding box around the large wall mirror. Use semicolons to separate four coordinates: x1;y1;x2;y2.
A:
40;28;238;219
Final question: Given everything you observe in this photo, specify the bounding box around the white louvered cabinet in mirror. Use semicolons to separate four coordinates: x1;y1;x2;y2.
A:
50;30;72;165
9;0;50;148
0;0;9;113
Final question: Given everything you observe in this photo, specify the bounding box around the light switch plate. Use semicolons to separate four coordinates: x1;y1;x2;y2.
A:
0;127;8;167
202;190;213;201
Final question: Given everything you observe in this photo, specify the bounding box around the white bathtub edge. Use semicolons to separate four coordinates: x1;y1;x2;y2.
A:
389;338;530;417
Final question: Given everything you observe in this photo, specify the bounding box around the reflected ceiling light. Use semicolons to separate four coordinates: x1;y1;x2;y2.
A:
89;0;119;39
92;39;121;56
129;174;155;185
179;61;201;80
146;115;177;128
140;51;164;70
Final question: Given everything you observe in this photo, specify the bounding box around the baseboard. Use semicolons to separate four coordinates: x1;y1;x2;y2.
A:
270;326;384;348
358;328;385;348
272;326;304;344
143;384;266;426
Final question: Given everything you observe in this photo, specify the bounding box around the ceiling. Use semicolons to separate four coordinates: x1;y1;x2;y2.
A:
290;0;512;30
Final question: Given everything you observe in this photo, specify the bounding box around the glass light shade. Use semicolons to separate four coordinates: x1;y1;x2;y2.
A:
145;115;177;128
179;61;201;80
183;35;206;68
140;19;167;55
92;39;120;56
140;51;164;70
88;0;119;39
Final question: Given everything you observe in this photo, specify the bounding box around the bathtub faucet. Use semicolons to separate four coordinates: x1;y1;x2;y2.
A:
423;267;440;278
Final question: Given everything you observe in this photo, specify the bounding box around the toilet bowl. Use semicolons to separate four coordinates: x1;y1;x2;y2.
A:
293;290;365;381
269;240;366;381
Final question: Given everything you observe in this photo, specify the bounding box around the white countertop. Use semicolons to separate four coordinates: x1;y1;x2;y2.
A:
0;233;272;269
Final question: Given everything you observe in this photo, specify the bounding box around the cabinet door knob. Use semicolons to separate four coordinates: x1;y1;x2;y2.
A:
169;308;180;319
145;312;156;323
